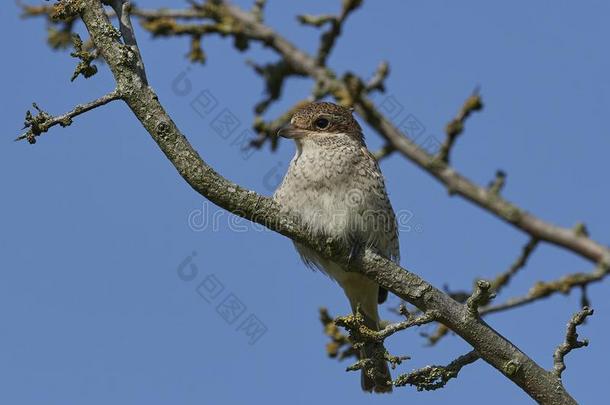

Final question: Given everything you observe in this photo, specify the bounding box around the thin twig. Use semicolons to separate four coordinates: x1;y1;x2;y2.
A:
394;350;480;391
365;60;390;93
482;263;610;315
437;89;483;163
377;311;439;340
251;99;311;150
106;0;148;85
70;33;98;81
492;238;539;296
426;238;539;345
553;307;594;378
15;90;121;143
319;307;358;360
298;0;363;66
466;280;495;317
373;144;395;161
488;170;507;195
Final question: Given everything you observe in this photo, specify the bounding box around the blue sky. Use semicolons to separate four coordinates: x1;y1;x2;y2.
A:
1;1;609;404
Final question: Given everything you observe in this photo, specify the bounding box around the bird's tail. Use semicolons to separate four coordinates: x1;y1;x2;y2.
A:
358;318;393;393
343;277;393;393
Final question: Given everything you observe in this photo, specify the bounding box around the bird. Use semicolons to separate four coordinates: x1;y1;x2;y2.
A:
273;102;399;393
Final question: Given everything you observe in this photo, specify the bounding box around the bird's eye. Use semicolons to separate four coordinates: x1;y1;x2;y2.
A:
314;118;330;129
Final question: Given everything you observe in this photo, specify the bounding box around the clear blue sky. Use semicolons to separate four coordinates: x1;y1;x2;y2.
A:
1;1;609;404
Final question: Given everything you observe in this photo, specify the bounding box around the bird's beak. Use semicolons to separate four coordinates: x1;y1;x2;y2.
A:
277;123;307;139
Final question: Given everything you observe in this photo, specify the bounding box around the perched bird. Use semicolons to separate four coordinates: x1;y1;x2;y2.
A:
273;102;399;393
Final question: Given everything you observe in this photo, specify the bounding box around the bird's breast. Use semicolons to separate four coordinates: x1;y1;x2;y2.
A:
273;140;400;268
274;151;372;239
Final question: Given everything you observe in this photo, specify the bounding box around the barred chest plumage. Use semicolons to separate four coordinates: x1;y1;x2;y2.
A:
273;134;400;277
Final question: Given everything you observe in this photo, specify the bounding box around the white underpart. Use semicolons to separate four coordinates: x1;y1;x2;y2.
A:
274;132;398;327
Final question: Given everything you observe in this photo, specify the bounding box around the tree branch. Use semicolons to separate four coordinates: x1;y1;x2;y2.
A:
104;0;148;85
372;143;395;161
319;307;358;360
487;169;506;195
394;350;480;391
335;306;439;343
426;246;606;348
251;99;310;150
69;33;98;81
466;280;495;317
482;263;610;315
437;89;483;163
15;89;121;143
365;60;390;93
495;238;540;294
297;0;363;66
553;307;593;378
425;238;539;345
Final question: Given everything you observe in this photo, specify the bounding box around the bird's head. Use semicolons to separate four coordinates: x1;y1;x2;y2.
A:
277;102;364;144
